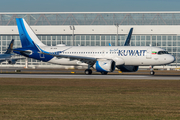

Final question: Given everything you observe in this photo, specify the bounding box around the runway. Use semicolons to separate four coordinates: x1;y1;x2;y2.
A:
0;73;180;80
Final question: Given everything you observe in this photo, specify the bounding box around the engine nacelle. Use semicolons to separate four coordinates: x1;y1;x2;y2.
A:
8;59;17;64
117;65;139;72
94;60;116;72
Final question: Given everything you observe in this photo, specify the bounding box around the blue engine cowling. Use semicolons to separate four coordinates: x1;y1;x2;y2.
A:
117;65;139;72
94;60;116;72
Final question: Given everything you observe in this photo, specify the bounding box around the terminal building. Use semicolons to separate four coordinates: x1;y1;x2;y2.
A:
0;12;179;69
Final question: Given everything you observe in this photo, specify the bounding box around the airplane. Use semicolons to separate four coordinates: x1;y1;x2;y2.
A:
0;39;23;64
13;18;175;75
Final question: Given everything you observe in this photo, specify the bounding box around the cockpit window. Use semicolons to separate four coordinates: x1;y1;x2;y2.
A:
158;51;169;55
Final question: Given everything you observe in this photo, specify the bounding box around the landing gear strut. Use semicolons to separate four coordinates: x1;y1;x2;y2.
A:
150;66;155;75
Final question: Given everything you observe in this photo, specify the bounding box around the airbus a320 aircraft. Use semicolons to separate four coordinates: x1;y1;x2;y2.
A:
13;18;175;75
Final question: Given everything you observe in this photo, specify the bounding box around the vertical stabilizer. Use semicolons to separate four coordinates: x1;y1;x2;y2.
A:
16;18;45;48
124;28;133;46
5;39;14;54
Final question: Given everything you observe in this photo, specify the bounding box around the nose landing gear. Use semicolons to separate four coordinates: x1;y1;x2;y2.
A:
150;71;155;75
150;66;155;75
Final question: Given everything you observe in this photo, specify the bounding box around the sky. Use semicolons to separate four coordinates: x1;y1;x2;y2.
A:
0;0;180;12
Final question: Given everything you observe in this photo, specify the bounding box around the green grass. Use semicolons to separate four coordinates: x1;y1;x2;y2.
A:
0;78;180;120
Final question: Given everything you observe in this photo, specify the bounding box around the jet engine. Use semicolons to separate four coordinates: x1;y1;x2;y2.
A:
8;59;17;64
94;60;116;72
117;65;139;72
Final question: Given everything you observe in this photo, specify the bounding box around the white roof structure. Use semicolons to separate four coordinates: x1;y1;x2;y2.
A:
0;12;180;26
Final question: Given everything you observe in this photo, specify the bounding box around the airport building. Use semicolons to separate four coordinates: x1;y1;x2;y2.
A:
0;12;180;69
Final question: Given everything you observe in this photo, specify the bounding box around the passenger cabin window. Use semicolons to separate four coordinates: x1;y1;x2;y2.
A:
158;51;169;55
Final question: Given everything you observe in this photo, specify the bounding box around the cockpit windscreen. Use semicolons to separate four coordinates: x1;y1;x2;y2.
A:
157;51;169;55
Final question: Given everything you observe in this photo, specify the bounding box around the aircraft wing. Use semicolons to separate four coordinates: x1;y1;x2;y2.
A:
41;52;97;65
14;48;97;65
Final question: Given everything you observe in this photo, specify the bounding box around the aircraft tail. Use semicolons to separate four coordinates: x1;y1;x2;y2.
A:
124;28;133;46
5;39;14;54
16;18;45;50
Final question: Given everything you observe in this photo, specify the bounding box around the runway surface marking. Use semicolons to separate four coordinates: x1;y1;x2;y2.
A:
0;74;180;80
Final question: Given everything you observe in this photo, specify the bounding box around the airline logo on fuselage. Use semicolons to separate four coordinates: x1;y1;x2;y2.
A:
118;50;146;56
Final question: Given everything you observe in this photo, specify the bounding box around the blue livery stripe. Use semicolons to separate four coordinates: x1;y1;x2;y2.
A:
96;61;108;72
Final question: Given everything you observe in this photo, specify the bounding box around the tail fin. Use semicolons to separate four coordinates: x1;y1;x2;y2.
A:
124;28;133;46
5;39;14;54
16;18;45;49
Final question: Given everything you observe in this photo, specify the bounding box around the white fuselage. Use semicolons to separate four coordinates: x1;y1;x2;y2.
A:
39;46;175;66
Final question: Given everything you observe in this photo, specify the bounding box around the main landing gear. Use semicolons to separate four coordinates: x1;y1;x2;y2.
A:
101;72;108;75
150;66;155;75
84;64;92;75
84;65;108;75
84;69;92;75
84;69;108;75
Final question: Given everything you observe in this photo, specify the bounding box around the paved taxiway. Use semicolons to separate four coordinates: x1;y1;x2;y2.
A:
0;74;180;80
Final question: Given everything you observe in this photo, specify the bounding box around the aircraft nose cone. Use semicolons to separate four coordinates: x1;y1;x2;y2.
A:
169;55;176;63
